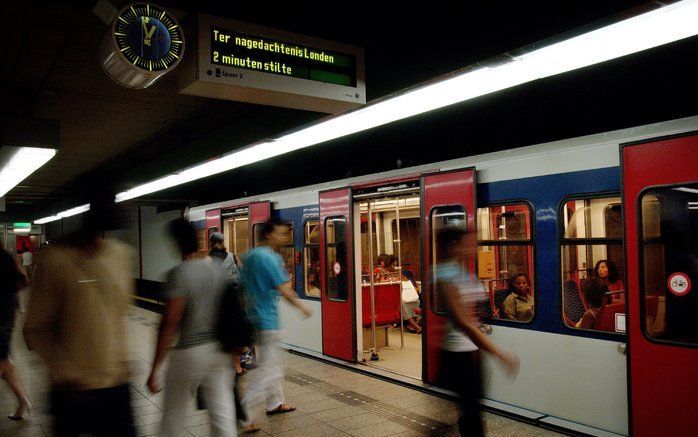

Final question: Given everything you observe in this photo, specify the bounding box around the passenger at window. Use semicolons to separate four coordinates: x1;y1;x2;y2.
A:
576;278;609;330
592;259;624;302
502;273;534;322
306;268;321;297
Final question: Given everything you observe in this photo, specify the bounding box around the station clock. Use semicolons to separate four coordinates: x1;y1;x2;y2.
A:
98;3;185;89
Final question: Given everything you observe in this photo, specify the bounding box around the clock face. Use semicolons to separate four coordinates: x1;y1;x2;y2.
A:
114;3;183;71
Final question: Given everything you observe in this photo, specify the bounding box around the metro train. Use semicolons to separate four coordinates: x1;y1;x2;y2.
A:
173;115;697;437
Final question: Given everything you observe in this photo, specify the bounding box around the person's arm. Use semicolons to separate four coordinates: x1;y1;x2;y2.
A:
442;282;518;375
578;310;595;329
147;296;186;393
277;281;312;318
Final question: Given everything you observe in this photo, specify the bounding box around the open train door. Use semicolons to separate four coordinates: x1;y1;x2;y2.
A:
421;168;477;384
249;201;271;247
622;133;698;437
320;188;356;361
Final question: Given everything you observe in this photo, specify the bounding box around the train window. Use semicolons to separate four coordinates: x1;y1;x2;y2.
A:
304;220;321;298
277;222;295;289
477;204;535;322
207;226;219;250
560;196;625;332
640;185;698;345
325;216;348;301
252;223;264;247
391;218;421;283
430;205;467;314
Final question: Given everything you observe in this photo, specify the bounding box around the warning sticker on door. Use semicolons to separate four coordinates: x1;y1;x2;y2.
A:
667;272;692;296
333;262;342;275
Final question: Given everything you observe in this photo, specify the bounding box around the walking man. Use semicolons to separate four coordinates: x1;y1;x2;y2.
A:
240;219;312;431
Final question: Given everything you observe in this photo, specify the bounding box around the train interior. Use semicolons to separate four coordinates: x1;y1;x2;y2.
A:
560;196;629;332
222;207;250;255
354;183;423;379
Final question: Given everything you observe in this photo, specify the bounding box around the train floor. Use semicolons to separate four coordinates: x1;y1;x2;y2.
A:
1;306;566;437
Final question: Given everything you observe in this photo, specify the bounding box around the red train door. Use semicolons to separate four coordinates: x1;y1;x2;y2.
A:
622;133;698;437
249;201;271;247
421;168;477;384
320;188;356;361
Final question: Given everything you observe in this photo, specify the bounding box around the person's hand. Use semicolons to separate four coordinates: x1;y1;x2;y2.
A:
497;350;519;378
300;305;313;318
147;370;161;394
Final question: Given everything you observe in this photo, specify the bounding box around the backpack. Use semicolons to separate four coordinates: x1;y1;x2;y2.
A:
215;281;255;353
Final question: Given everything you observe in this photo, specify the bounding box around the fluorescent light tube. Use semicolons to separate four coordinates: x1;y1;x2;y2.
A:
34;204;90;224
116;0;698;202
0;147;56;198
34;215;60;225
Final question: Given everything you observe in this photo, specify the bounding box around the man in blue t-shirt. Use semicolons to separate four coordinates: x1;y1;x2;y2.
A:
240;219;311;431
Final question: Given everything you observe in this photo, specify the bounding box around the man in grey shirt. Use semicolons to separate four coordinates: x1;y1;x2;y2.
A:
147;219;236;437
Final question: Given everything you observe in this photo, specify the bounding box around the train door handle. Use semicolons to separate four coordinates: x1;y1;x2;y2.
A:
481;324;493;335
617;343;627;356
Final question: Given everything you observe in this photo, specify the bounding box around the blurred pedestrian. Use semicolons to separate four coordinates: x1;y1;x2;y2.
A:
0;248;31;420
24;196;136;437
435;226;518;436
147;218;236;437
239;219;312;432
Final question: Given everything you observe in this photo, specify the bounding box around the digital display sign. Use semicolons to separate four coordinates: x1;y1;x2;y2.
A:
210;27;356;87
178;14;365;114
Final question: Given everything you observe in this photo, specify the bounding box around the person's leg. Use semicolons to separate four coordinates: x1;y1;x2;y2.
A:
0;358;30;417
202;348;236;437
263;331;287;412
94;385;136;437
50;390;86;437
240;338;270;426
161;347;206;437
455;351;484;437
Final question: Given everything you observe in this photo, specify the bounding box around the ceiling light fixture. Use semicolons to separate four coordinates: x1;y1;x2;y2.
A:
115;0;698;203
34;204;90;225
0;147;57;198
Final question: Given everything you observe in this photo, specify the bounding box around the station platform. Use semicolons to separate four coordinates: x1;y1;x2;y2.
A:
1;306;565;437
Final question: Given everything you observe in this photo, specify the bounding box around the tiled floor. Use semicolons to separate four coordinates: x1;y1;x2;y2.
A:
0;306;566;436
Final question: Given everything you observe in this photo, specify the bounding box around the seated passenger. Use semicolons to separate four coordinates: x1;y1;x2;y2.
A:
576;278;609;329
373;254;389;278
502;273;534;322
592;259;624;302
306;268;321;297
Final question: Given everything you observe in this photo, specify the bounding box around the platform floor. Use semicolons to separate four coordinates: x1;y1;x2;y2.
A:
1;306;566;436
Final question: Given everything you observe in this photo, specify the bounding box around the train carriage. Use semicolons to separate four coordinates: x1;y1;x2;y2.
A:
181;115;698;437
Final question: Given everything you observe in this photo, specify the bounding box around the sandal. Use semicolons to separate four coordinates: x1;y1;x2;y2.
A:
242;423;261;434
266;404;296;415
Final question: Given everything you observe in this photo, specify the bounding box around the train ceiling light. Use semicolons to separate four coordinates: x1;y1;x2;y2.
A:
115;0;698;202
0;147;57;198
99;3;184;89
34;204;91;225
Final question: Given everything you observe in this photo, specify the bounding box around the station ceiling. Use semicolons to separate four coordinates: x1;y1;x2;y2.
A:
2;1;698;220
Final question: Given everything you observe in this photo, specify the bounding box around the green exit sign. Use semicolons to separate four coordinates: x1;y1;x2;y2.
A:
13;222;31;229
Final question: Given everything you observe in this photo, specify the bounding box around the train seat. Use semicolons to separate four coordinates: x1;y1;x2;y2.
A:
361;283;401;327
564;280;586;326
595;302;626;332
